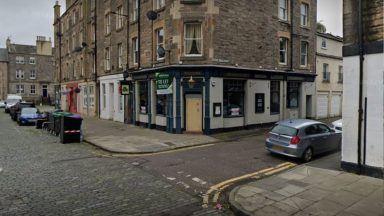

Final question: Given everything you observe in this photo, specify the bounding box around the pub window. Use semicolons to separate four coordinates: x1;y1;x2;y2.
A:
223;80;245;117
156;94;167;116
139;81;148;114
287;82;299;108
270;81;280;114
184;23;202;56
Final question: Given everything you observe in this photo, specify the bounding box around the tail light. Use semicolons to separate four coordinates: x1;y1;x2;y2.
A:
265;132;271;139
290;136;301;145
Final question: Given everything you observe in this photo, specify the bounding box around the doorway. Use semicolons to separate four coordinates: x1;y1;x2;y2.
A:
306;95;312;119
109;83;115;119
185;94;203;133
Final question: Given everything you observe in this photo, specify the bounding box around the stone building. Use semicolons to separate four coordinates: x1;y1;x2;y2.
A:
54;0;318;133
0;48;8;100
342;0;383;178
119;0;317;134
54;0;97;117
4;37;54;104
315;32;343;119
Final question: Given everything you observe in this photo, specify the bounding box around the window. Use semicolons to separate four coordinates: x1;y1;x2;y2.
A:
16;70;24;79
91;0;95;10
73;10;76;25
139;81;148;114
72;60;76;78
42;85;48;97
278;0;288;21
29;57;36;64
118;43;123;69
323;63;330;81
72;33;76;51
156;28;165;60
317;124;331;134
83;86;88;107
321;38;327;49
287;82;299;108
132;37;138;64
255;94;265;113
80;3;83;19
279;37;288;64
91;24;96;42
338;66;343;83
16;56;24;64
30;70;36;79
305;125;318;135
16;85;24;94
119;94;124;111
116;6;124;29
132;0;139;22
102;84;106;109
89;86;95;107
223;80;245;117
300;41;308;67
155;0;165;10
30;85;36;94
270;81;280;114
105;13;111;34
184;23;202;56
80;58;84;77
156;94;167;115
300;3;309;26
105;47;111;71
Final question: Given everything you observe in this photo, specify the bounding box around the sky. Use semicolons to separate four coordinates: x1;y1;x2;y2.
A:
0;0;343;48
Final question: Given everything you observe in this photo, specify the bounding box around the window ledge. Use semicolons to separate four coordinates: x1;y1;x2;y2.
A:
278;19;291;25
223;116;244;119
116;27;124;32
130;20;138;25
180;56;205;61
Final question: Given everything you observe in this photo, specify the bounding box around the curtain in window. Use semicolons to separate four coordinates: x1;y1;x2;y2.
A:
185;23;202;55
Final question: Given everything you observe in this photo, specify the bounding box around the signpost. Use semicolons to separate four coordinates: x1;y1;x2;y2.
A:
156;73;173;95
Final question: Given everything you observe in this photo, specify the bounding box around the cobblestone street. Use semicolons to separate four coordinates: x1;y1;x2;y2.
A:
0;111;220;215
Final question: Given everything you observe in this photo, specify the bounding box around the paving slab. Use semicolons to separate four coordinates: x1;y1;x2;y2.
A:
229;156;384;216
82;117;218;153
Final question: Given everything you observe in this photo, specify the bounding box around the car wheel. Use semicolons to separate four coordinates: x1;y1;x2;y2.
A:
302;148;313;162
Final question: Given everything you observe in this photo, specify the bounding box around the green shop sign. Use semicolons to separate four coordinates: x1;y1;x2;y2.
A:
120;80;130;95
156;73;173;95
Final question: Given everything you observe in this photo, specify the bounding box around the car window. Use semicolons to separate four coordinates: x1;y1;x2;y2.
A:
271;125;298;136
317;124;331;133
21;108;38;114
305;125;319;135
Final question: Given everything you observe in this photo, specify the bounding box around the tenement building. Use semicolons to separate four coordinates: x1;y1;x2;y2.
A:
342;0;383;178
54;0;97;117
125;0;317;134
54;0;317;134
0;48;8;100
315;32;343;119
4;37;54;104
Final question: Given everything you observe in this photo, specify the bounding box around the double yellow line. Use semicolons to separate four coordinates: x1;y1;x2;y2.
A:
202;162;296;208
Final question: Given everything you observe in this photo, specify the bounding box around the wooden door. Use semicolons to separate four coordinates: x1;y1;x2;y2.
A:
186;94;202;133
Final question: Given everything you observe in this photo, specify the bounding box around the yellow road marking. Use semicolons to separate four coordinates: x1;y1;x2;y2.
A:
202;162;296;207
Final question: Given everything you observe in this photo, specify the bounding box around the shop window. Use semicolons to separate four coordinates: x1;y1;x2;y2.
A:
270;81;280;114
139;81;148;114
156;94;167;116
287;82;299;108
223;80;244;117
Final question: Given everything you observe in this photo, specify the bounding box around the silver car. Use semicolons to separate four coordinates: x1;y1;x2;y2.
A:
265;119;341;162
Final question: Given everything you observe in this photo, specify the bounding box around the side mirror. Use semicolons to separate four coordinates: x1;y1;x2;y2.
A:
4;102;6;105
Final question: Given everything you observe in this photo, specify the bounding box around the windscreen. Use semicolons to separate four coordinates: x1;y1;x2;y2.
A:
21;108;38;114
271;125;298;136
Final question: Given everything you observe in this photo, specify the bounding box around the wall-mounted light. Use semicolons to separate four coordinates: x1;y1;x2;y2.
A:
188;76;196;89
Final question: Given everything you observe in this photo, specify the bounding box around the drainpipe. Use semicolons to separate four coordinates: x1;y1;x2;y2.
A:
94;0;99;119
290;0;294;71
138;0;141;69
357;0;364;173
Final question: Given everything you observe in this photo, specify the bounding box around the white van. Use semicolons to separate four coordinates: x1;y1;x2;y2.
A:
4;94;22;113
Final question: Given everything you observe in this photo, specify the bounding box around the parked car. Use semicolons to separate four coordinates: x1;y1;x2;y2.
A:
330;119;342;132
265;119;341;162
17;107;45;126
4;94;22;113
0;100;5;108
10;102;35;121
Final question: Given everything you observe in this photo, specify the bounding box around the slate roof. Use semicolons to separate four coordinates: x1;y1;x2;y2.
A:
7;44;36;54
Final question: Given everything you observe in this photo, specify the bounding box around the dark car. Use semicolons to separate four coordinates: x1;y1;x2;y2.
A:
10;102;35;121
265;119;342;162
17;107;46;126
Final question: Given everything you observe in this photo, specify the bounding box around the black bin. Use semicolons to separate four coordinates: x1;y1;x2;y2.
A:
60;115;83;144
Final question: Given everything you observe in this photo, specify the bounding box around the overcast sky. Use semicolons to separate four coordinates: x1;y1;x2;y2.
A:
0;0;342;48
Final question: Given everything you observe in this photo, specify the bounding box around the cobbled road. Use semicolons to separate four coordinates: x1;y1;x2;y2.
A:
0;111;221;216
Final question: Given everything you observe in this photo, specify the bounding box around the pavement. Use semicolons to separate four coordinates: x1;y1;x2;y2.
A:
82;117;219;154
229;153;384;216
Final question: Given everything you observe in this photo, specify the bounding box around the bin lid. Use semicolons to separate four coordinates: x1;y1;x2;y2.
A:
52;112;73;117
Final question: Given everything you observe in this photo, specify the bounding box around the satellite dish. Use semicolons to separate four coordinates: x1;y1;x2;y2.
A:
146;11;158;21
157;46;166;58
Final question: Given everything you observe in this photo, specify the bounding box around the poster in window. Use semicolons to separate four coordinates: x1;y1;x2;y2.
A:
156;73;173;95
230;108;240;116
213;103;221;117
255;93;265;113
